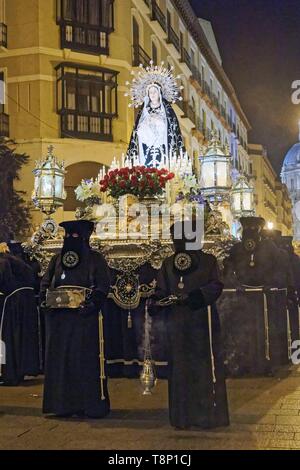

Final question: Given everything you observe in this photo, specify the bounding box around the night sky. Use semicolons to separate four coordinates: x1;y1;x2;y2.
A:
190;0;300;175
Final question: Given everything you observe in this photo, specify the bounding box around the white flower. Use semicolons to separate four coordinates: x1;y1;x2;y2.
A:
74;178;101;202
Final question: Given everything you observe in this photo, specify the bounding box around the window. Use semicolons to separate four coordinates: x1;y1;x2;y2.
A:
56;63;118;141
152;41;158;65
0;0;6;48
132;16;139;47
190;49;195;66
0;0;5;23
0;71;8;137
201;65;205;83
202;109;206;129
57;0;114;55
180;31;184;53
167;10;171;29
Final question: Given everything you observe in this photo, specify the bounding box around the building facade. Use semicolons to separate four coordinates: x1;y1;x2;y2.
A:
281;125;300;241
248;143;293;236
0;0;252;230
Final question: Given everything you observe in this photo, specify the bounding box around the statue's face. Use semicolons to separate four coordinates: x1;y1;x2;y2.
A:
148;86;160;105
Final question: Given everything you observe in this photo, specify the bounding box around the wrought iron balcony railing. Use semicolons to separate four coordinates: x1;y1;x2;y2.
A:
0;112;9;137
132;44;151;67
150;0;166;32
0;23;7;48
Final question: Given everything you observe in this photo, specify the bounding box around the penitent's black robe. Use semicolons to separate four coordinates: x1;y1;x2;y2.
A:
222;239;290;374
0;254;40;385
155;251;229;429
40;250;111;417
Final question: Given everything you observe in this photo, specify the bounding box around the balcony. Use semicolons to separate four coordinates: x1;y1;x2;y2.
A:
132;44;151;67
167;25;180;52
60;110;113;142
0;23;7;48
179;101;196;125
0;112;9;137
203;81;212;100
195;117;205;134
56;63;118;142
150;0;166;32
190;64;202;86
220;105;226;119
212;93;220;111
60;21;111;55
180;47;190;66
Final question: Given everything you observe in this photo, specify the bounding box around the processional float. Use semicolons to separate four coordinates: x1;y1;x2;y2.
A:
26;62;241;394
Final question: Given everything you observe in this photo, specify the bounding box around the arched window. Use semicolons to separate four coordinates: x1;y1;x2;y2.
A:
64;161;106;211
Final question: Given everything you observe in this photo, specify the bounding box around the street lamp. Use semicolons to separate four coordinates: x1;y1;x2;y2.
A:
231;175;255;218
199;130;232;203
32;145;66;215
32;145;66;234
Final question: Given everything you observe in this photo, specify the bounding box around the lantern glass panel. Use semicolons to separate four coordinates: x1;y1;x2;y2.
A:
217;161;228;187
40;173;54;198
55;174;64;199
233;192;241;211
242;192;251;211
202;161;215;187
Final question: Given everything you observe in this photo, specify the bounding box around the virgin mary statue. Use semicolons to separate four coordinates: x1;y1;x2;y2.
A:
126;63;185;168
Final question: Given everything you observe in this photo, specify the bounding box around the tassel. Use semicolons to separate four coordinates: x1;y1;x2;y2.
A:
127;311;132;329
98;312;106;400
263;293;270;361
207;305;216;384
287;305;292;360
298;304;300;341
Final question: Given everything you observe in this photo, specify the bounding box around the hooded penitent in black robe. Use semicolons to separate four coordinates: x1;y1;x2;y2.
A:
40;249;111;417
0;253;40;385
221;236;289;375
271;234;300;347
155;251;229;429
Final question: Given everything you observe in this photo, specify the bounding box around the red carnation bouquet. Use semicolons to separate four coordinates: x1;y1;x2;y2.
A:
99;166;175;199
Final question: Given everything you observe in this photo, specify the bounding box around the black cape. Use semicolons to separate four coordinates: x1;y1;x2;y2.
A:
155;251;229;429
40;249;111;417
0;254;40;386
